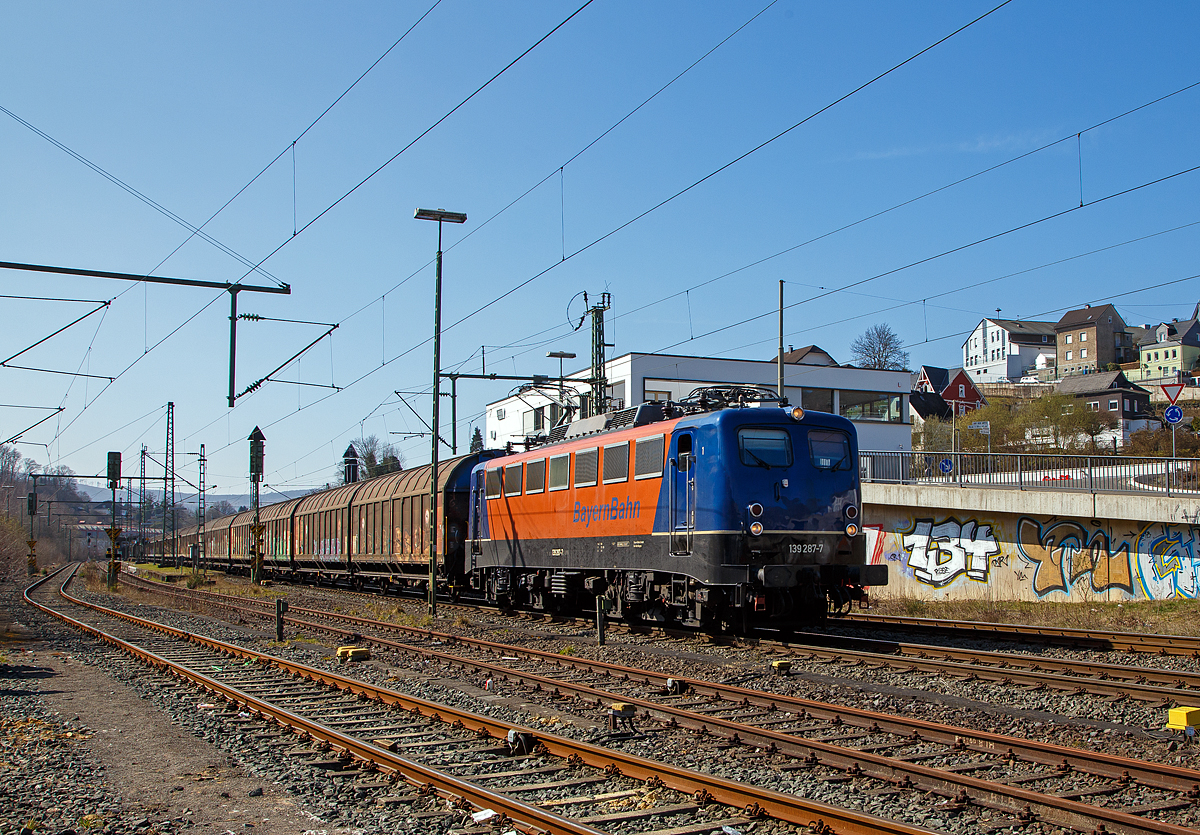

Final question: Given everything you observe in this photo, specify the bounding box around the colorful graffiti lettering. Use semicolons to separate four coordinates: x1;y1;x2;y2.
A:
901;517;999;588
1015;518;1133;596
1137;527;1198;599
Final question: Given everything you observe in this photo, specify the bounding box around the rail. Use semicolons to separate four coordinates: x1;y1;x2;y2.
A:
861;450;1200;495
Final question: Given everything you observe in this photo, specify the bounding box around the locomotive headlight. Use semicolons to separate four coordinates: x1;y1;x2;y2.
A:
790;406;805;421
844;505;858;519
845;522;859;537
749;521;764;536
748;502;763;518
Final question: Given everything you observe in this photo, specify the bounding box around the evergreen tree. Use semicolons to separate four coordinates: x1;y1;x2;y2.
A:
469;427;484;453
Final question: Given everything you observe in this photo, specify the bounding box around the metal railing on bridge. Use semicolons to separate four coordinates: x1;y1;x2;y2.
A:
860;450;1200;496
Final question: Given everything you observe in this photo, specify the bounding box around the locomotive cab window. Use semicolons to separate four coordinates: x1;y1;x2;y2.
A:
485;467;502;499
738;428;792;468
808;429;850;470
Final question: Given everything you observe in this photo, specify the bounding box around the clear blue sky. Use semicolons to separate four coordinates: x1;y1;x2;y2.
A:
3;1;1198;496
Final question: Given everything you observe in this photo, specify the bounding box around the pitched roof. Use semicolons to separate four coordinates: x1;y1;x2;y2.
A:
1055;303;1124;330
776;345;838;366
988;318;1057;336
986;318;1057;343
917;365;949;392
909;391;952;421
1055;370;1148;396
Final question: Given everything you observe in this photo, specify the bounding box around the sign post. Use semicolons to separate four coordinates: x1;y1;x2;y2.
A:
1162;386;1186;493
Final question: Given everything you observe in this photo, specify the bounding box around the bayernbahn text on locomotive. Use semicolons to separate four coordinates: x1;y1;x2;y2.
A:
158;387;885;629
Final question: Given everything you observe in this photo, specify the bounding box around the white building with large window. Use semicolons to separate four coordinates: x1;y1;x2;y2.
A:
962;318;1057;383
484;350;912;452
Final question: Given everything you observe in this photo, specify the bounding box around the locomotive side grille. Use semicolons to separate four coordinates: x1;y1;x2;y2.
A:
525;459;545;493
634;435;665;478
574;448;598;486
606;406;640;430
548;454;569;490
504;463;523;496
603;442;629;483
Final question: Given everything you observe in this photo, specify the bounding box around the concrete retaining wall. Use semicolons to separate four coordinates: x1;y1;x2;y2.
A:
862;483;1200;602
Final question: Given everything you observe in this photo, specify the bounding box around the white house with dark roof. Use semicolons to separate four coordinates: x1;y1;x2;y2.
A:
484;350;913;453
962;318;1057;383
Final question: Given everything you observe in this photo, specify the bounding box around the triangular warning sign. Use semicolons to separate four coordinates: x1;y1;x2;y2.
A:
1162;383;1185;404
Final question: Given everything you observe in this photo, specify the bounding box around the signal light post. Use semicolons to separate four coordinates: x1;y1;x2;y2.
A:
106;451;122;590
26;490;37;576
249;427;265;585
415;207;467;617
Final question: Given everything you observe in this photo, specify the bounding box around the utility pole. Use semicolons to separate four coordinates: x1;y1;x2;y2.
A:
138;446;147;559
162;402;175;566
778;280;785;401
249;427;265;584
197;443;206;574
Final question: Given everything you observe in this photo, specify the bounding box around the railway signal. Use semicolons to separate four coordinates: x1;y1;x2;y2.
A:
249;427;265;585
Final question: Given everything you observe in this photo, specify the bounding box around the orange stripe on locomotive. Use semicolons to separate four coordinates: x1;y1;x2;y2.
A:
481;418;683;541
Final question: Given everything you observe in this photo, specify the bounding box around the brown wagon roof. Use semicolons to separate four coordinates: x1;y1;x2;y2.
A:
260;496;303;521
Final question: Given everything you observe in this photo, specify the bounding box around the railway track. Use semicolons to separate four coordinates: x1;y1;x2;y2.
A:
30;565;938;835
130;572;1200;704
117;571;1200;835
841;612;1200;657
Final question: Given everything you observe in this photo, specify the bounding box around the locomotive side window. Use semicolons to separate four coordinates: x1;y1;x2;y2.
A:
634;435;665;479
485;467;502;499
548;454;569;491
809;429;851;470
525;459;545;494
738;428;792;468
574;448;599;487
504;462;523;496
603;442;629;483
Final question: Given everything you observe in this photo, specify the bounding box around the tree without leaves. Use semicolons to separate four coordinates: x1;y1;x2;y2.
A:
850;323;909;370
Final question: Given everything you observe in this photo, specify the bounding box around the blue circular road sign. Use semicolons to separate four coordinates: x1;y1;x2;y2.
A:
939;458;954;474
1165;404;1184;425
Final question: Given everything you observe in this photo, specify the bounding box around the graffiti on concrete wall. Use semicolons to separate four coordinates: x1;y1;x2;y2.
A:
1015;518;1200;600
1136;527;1198;600
1015;518;1133;596
901;517;999;588
875;509;1200;601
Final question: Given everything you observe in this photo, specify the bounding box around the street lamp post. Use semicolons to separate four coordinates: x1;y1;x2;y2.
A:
415;207;467;617
547;351;576;424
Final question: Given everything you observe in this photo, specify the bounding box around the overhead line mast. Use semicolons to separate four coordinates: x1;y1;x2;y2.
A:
0;260;290;407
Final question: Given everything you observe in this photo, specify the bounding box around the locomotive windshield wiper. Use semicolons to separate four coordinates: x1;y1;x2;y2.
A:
743;448;771;469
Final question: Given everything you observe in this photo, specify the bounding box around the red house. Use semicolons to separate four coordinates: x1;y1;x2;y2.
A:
914;366;986;415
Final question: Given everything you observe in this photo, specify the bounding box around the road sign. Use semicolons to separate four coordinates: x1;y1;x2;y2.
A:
969;420;991;435
1162;383;1185;404
1165;404;1184;425
939;458;954;474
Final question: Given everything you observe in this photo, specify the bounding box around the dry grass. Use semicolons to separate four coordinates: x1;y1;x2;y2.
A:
870;594;1200;636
